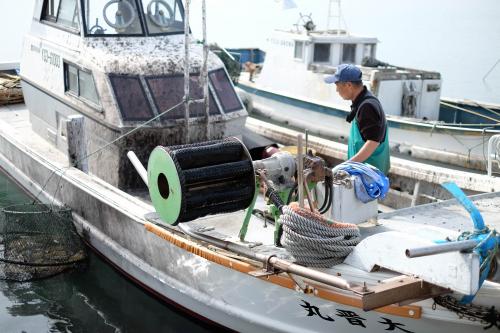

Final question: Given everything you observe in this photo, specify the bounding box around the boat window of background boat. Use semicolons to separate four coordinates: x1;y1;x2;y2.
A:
42;0;80;31
294;41;304;60
64;63;100;106
342;43;356;63
139;0;184;35
208;69;244;113
109;75;154;120
363;43;376;61
83;0;143;35
313;43;331;63
145;74;220;120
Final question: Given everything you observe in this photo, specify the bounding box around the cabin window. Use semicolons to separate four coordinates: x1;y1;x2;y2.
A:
145;74;219;120
42;0;80;30
313;43;330;63
209;69;243;113
139;0;185;35
294;41;304;59
109;75;154;121
44;0;62;21
67;65;78;94
83;0;143;35
342;44;356;63
79;71;99;104
64;63;100;105
363;44;375;60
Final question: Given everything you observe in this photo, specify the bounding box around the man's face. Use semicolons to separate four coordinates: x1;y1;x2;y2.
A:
335;82;354;100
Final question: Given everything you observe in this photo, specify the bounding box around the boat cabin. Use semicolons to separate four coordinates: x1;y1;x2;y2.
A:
20;0;247;189
256;28;442;121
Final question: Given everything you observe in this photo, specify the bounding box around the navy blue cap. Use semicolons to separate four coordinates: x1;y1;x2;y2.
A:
324;64;362;84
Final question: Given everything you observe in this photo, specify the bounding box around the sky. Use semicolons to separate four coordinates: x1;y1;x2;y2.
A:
1;0;499;102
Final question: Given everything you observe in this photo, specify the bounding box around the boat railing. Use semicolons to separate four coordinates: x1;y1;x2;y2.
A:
487;134;500;177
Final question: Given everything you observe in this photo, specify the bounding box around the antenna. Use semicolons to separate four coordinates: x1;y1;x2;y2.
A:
326;0;342;34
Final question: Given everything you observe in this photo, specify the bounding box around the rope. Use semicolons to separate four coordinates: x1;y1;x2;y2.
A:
280;202;361;268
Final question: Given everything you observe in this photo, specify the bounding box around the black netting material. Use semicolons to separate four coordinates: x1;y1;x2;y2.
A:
0;204;87;281
163;138;255;223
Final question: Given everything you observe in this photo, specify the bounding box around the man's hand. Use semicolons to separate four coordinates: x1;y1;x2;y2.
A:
349;140;379;163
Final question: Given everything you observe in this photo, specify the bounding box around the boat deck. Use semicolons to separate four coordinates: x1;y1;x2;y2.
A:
1;103;500;312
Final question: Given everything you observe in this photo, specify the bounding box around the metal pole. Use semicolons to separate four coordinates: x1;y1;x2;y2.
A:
127;151;148;186
297;134;304;208
405;239;478;258
183;0;191;144
483;58;500;81
305;129;309;155
177;223;354;290
338;0;341;34
201;0;210;140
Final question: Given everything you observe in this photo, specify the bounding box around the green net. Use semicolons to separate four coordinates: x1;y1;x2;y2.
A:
0;203;87;281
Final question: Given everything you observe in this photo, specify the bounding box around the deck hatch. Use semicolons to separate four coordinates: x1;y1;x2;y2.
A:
109;74;154;121
208;69;243;113
145;73;220;120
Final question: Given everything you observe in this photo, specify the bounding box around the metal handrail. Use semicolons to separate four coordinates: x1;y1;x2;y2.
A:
487;134;500;177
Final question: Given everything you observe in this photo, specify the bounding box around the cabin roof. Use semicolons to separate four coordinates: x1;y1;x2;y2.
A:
275;29;379;44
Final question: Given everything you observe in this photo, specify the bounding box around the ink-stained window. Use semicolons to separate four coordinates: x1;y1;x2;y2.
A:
42;0;79;30
146;74;219;120
313;43;330;63
64;63;100;106
109;75;154;121
208;69;243;113
139;0;185;35
342;44;356;63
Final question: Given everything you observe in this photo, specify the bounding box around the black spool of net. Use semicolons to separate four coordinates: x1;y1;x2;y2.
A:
148;137;255;225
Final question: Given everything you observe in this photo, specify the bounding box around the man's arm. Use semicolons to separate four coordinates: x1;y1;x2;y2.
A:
348;140;379;163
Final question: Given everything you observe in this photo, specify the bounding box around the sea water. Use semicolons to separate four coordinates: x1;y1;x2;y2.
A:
0;171;212;333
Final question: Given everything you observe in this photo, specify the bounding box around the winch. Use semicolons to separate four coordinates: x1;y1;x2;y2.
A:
145;138;334;228
128;136;386;267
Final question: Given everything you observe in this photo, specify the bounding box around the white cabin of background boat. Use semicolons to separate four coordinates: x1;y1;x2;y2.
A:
255;28;442;121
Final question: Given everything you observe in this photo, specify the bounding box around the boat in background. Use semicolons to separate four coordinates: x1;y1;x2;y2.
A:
236;10;500;172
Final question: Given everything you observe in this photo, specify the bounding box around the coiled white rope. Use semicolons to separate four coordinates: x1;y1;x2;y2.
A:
280;202;361;268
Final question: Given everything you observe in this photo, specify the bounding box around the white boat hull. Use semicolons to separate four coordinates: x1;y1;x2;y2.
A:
0;105;495;332
238;83;500;171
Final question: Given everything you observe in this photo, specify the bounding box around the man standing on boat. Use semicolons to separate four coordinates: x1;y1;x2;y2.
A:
325;64;390;174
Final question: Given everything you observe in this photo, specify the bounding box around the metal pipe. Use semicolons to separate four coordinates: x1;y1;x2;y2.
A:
297;134;304;208
305;129;309;155
405;239;479;258
488;134;500;177
201;0;210;140
183;0;191;144
178;224;353;290
127;151;148;186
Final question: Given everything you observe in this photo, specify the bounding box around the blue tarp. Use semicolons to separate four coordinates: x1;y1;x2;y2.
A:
334;161;390;203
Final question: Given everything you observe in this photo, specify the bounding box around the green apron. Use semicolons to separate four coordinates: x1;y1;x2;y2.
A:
347;118;390;174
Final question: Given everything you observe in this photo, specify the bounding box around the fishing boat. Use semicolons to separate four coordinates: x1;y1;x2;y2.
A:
236;9;500;172
20;0;249;189
1;1;500;332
